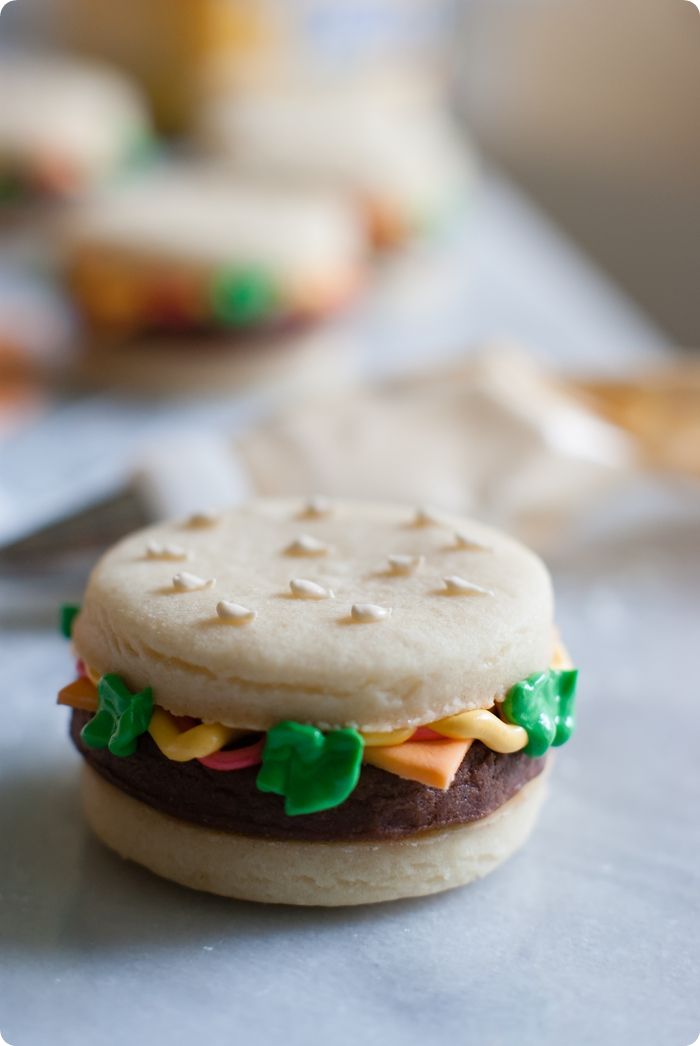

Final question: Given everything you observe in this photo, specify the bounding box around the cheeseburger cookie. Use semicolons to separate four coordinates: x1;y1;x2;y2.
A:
61;167;365;339
58;499;578;905
199;80;474;249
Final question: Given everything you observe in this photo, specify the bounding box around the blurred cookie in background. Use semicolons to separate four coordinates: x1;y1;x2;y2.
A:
59;166;366;343
0;265;76;436
0;52;154;213
0;264;75;380
57;0;450;133
199;75;476;250
56;165;365;395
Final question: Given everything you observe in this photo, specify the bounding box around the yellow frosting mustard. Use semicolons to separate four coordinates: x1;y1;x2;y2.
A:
428;709;528;753
148;707;240;762
78;647;561;763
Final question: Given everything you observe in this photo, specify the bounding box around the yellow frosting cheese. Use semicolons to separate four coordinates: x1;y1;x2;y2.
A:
363;739;473;791
57;677;99;713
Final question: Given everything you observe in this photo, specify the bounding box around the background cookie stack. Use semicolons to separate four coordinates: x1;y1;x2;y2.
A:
1;0;475;397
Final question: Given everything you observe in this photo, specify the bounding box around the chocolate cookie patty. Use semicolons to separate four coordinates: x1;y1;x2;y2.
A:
70;709;545;842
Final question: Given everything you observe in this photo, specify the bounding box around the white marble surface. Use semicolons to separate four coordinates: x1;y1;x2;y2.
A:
1;178;698;1046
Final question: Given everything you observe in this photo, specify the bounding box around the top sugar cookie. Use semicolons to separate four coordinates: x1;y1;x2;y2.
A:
73;499;554;732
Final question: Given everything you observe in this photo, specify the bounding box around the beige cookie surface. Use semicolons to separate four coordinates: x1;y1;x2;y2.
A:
82;765;547;906
74;498;553;731
199;80;473;225
61;167;365;280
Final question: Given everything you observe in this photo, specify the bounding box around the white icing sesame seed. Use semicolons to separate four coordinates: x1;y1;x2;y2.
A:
351;603;391;623
413;505;439;527
172;571;215;592
146;541;188;561
185;510;220;528
289;578;334;600
442;576;493;596
300;495;333;519
387;554;425;576
454;531;492;552
285;534;329;557
216;601;256;625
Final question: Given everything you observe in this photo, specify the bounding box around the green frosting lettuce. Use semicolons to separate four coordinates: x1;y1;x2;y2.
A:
256;721;364;816
59;604;81;639
211;268;278;327
80;674;154;758
502;668;578;757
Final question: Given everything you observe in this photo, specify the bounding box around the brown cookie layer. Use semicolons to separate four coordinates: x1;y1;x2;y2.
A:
70;709;545;842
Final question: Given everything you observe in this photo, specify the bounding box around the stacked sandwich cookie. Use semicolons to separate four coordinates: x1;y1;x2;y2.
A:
60;168;365;393
58;498;578;906
199;78;474;250
62;168;363;337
